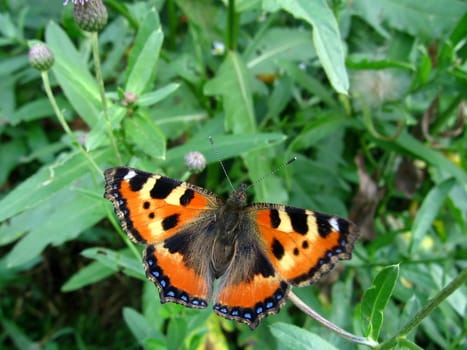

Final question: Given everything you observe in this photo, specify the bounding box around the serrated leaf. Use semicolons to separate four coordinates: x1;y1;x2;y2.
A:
45;21;101;127
61;260;115;292
361;265;400;340
123;113;166;160
266;0;348;94
270;323;339;350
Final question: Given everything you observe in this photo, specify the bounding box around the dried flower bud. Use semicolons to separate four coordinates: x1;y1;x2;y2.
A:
71;0;108;32
184;151;206;173
122;92;138;106
28;44;54;71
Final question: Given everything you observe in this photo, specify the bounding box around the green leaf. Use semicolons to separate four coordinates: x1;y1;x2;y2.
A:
166;317;188;350
166;132;286;165
375;129;467;184
126;8;160;81
81;247;145;280
85;104;126;151
138;83;180;107
270;323;339;350
347;58;414;71
1;319;37;350
289;113;350;151
123;307;165;347
410;178;456;253
6;187;106;267
0;148;110;222
0;138;27;185
396;338;425;350
204;52;256;133
361;265;400;340
245;28;316;74
266;0;348;94
61;260;115;292
0;54;27;76
45;21;101;127
352;0;467;40
125;12;163;95
410;47;432;91
124;113;166;160
280;60;337;107
9;97;63;125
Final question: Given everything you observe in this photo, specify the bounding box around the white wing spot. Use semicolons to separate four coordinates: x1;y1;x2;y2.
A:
124;170;137;180
329;217;340;232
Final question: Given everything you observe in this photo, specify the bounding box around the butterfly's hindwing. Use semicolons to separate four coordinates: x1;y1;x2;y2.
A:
144;242;212;308
214;275;289;330
213;217;290;330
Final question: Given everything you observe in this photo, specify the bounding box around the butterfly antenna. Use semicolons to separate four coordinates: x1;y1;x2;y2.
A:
246;156;297;191
209;136;236;191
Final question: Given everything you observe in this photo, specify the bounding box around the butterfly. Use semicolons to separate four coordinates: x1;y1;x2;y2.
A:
104;167;359;329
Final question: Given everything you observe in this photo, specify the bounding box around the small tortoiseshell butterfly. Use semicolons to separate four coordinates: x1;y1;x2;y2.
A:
104;167;359;329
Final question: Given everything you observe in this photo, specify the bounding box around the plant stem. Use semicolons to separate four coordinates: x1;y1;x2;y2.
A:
167;0;177;50
288;291;379;348
105;205;141;260
91;31;122;164
41;70;102;177
379;267;467;349
227;0;238;51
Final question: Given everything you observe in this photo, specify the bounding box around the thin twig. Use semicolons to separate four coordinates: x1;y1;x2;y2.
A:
288;291;378;348
91;31;122;164
42;71;102;177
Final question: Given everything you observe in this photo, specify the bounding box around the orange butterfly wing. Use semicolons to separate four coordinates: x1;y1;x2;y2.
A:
104;167;223;308
249;204;359;286
213;238;290;330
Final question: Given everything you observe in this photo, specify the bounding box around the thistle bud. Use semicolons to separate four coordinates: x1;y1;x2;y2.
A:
70;0;108;32
184;151;206;173
28;43;54;71
122;92;138;106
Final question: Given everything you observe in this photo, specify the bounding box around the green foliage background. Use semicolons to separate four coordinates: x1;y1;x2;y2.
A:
0;0;466;349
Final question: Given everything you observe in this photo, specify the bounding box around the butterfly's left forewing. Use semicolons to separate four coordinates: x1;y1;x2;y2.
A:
104;167;223;308
248;203;359;286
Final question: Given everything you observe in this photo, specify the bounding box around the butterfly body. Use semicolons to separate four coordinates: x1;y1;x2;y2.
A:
104;167;359;329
